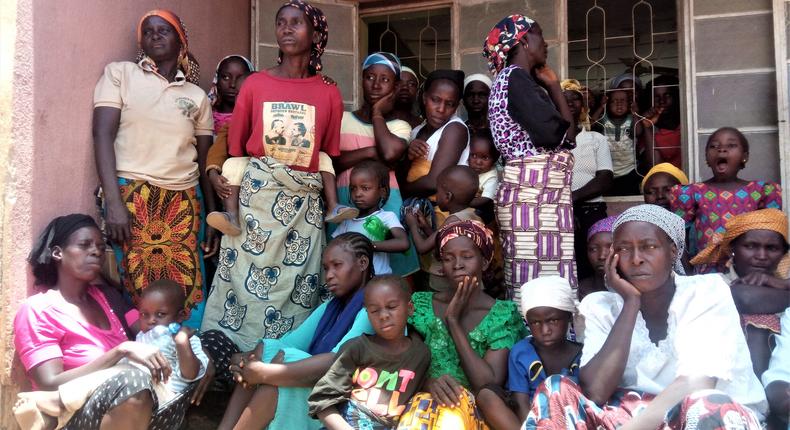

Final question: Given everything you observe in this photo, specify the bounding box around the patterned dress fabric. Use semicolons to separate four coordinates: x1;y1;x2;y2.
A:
523;375;761;430
488;65;577;303
396;389;489;430
497;152;577;306
62;368;155;430
111;178;205;315
201;156;325;350
670;181;782;259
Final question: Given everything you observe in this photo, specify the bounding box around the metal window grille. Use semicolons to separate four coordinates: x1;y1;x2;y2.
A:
364;8;453;79
568;0;680;181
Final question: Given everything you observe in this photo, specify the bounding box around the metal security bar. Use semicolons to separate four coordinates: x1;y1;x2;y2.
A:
366;8;452;78
569;0;680;180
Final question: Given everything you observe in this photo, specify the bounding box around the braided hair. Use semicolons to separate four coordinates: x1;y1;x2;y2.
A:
329;232;375;278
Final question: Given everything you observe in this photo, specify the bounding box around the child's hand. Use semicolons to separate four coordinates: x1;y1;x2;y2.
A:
191;352;214;405
415;213;431;231
444;276;477;322
427;375;463;407
372;91;396;118
174;326;195;344
408;139;429;161
641;106;664;125
209;170;233;200
405;211;419;228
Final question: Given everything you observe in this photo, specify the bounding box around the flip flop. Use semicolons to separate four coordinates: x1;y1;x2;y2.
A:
207;211;242;236
325;205;359;224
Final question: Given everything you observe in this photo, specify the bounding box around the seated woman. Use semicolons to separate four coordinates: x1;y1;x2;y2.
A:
216;233;375;430
13;214;179;430
397;220;525;429
690;208;790;377
524;205;767;429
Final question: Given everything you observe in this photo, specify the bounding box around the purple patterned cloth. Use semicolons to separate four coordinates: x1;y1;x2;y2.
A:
587;216;617;241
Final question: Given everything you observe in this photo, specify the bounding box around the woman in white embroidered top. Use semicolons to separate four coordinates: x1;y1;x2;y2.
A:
523;205;767;429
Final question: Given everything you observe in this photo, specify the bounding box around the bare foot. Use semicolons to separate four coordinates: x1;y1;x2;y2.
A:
18;391;63;417
13;396;57;430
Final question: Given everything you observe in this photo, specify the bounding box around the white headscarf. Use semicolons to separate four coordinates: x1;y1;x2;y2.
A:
463;73;493;92
613;204;686;275
520;276;578;316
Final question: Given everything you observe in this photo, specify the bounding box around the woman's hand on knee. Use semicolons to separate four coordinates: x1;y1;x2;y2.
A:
427;375;463;407
120;341;172;384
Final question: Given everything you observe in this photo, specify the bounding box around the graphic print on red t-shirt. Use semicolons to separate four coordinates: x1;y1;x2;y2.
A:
263;101;316;169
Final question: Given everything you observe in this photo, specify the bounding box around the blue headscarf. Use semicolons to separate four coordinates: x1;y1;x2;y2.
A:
362;52;402;78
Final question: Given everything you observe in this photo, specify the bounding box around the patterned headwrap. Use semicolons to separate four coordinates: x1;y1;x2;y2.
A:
690;209;789;266
587;216;617;241
561;79;591;131
482;14;536;74
436;220;495;264
136;10;201;85
640;162;689;192
520;276;578;317
207;55;255;106
463;73;493;91
276;0;328;73
362;52;401;78
613;204;686;274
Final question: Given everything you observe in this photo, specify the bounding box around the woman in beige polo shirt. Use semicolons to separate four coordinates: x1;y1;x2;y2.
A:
93;10;217;322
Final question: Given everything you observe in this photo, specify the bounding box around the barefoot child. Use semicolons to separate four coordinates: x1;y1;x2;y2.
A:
308;275;431;429
332;160;410;275
14;280;208;430
670;127;782;263
476;276;582;430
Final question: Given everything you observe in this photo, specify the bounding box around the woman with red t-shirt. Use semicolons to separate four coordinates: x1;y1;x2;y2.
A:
199;0;343;385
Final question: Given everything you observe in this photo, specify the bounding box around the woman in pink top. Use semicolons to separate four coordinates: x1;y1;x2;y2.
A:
13;214;172;430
